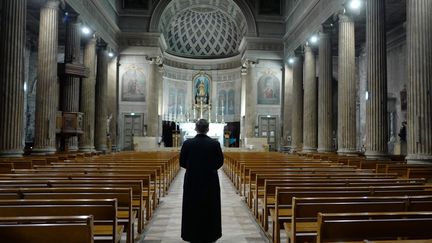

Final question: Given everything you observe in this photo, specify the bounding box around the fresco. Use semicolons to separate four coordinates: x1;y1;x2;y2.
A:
257;74;280;105
121;65;146;102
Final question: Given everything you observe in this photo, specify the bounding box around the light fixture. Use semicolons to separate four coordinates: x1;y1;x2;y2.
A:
81;26;91;35
349;0;362;10
310;35;319;44
131;112;135;116
365;91;369;101
108;51;114;57
267;115;271;118
288;58;295;64
23;82;27;92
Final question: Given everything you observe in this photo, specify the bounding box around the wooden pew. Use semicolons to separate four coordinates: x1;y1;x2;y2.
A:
0;215;94;243
257;178;426;227
288;195;432;243
0;199;121;243
0;187;134;243
0;179;147;233
253;176;425;219
271;186;432;243
316;211;432;243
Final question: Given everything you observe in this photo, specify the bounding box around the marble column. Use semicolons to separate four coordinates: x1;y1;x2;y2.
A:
302;44;317;153
33;0;60;155
244;61;256;138
0;0;26;157
406;0;432;163
337;14;357;155
365;0;388;159
147;58;160;137
291;55;303;152
94;42;108;152
318;28;334;152
61;15;81;152
79;37;97;152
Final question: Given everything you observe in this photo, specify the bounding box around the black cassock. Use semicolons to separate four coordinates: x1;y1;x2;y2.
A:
180;134;224;242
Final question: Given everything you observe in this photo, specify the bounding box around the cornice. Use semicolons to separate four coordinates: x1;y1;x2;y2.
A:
283;0;343;56
65;0;120;50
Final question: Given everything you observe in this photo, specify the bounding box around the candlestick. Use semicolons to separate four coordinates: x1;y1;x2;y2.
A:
200;98;203;119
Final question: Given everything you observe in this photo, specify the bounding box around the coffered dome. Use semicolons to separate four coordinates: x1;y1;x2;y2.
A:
165;7;241;58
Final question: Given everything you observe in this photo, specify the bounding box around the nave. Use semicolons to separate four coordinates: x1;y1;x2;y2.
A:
142;168;269;243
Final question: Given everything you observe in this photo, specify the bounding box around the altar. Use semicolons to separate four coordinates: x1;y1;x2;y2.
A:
179;122;226;147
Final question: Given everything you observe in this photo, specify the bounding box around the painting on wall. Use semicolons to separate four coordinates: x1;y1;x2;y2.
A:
257;74;280;105
121;65;146;102
193;72;211;105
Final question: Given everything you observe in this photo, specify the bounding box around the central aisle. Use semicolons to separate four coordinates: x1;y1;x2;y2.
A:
141;169;269;243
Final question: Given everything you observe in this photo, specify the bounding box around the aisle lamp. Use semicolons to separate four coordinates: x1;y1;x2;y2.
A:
288;58;295;64
348;0;362;10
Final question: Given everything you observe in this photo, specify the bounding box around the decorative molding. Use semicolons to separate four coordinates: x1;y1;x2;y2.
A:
283;0;343;56
119;32;161;49
65;0;120;50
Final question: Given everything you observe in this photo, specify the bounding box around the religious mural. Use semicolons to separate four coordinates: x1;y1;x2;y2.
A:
193;73;211;105
121;65;146;102
257;74;280;105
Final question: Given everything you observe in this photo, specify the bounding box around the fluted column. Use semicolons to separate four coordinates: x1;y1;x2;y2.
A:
406;0;432;163
365;0;388;159
244;61;256;138
303;45;317;152
79;37;97;152
318;29;334;152
61;15;81;151
94;42;108;152
147;58;160;137
291;55;303;152
33;0;60;155
337;14;357;155
0;0;26;157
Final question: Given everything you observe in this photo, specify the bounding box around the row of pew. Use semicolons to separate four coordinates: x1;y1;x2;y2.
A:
0;151;180;243
223;152;432;243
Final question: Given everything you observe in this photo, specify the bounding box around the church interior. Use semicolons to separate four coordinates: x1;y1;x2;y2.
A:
0;0;432;242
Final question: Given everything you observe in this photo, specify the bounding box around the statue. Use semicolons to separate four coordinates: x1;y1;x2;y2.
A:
106;114;112;135
198;80;206;97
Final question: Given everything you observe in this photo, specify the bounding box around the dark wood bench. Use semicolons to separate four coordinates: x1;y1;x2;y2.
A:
0;215;94;243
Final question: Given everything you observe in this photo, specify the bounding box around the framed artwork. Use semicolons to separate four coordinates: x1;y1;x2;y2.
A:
193;72;211;104
121;65;146;102
257;74;280;105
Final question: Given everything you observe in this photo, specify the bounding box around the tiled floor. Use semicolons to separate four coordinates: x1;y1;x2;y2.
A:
139;169;270;243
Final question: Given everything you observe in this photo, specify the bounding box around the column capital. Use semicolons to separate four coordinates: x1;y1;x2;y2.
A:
42;0;63;10
338;13;354;23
